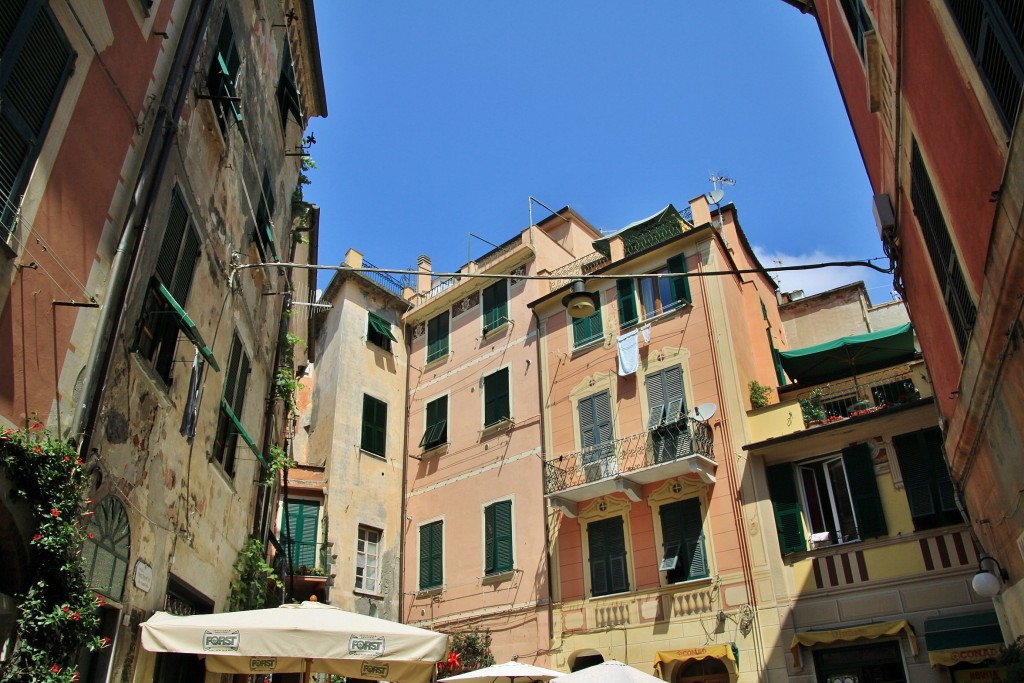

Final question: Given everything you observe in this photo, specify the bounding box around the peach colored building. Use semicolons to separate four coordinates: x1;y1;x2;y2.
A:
400;209;600;663
531;196;788;682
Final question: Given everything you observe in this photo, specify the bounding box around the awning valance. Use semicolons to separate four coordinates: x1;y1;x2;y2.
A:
779;322;915;385
653;643;737;675
790;620;918;668
925;612;1004;667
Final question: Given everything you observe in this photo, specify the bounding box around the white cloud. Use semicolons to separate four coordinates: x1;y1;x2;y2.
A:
752;246;896;303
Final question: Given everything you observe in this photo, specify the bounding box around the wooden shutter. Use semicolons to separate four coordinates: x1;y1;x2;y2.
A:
0;0;74;237
588;516;627;596
765;463;807;553
419;521;443;590
660;499;707;582
482;281;507;331
666;254;691;305
287;500;319;567
588;518;608;596
573;306;603;347
420;396;447;448
663;365;686;424
483;368;509;426
894;428;958;521
427;312;449;362
842;443;888;539
485;501;513;574
156;191;190;288
645;371;666;429
616;279;638;327
578;394;596;458
361;395;387;456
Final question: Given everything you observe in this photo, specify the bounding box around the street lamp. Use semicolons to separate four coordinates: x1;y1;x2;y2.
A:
561;279;598;319
972;554;1009;598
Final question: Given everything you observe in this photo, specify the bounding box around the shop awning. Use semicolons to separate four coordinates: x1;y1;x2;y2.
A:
779;323;915;385
653;643;738;675
925;612;1004;666
790;620;918;668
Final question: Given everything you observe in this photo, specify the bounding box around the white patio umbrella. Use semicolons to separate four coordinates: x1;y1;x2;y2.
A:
140;601;448;683
439;660;564;683
550;660;665;683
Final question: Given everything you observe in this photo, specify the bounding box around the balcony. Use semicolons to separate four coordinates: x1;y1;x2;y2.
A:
547;252;611;291
544;418;714;505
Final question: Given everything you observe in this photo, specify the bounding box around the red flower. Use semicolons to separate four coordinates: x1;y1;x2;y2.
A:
81;511;95;517
87;533;95;540
63;456;71;462
101;636;111;647
51;508;60;517
72;674;81;682
95;596;105;606
71;612;81;621
86;498;93;506
62;605;70;613
50;665;60;673
33;446;42;454
76;458;84;466
33;533;41;541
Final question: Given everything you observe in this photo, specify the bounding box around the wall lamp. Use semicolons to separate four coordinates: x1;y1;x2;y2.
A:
562;279;598;319
972;554;1009;598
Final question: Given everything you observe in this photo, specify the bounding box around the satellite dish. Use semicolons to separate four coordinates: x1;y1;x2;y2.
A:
705;189;725;205
691;402;718;421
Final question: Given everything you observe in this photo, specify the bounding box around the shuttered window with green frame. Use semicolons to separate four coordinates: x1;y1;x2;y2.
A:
276;39;301;130
587;516;629;596
136;188;205;384
284;499;320;568
419;520;443;590
572;295;603;348
484;500;513;575
253;170;278;262
666;253;691;307
0;0;75;241
482;281;508;333
367;312;395;351
578;390;613;465
419;395;448;450
658;498;708;583
206;9;242;136
212;333;251;476
842;443;888;540
893;427;961;530
426;311;449;362
361;394;387;457
765;463;807;554
483;367;510;427
616;279;639;327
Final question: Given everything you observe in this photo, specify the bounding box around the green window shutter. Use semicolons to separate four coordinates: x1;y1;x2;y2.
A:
420;396;448;448
484;500;513;574
286;500;319;567
368;313;397;342
894;428;959;528
646;371;665;429
426;312;449;362
0;1;75;239
170;226;200;305
419;521;443;589
579;391;612;464
666;254;691;306
765;463;807;553
276;40;302;129
660;499;707;582
588;518;608;596
616;279;638;327
482;281;508;332
156;190;190;287
588;516;628;596
483;368;509;427
842;443;888;539
361;395;387;456
572;305;603;347
663;365;686;423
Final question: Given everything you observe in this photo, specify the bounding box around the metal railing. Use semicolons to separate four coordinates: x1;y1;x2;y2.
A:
548;252;611;291
473;233;523;271
544;418;713;495
360;259;409;297
623;214;686;257
277;539;330;575
795;367;923;422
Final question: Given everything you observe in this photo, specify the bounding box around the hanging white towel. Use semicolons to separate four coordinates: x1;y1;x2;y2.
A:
640;323;652;344
617;329;639;376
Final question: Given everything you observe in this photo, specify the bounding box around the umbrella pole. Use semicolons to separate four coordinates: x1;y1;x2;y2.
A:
303;659;313;683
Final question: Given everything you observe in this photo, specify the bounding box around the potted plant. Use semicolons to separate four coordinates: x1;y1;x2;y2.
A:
748;380;773;409
799;388;826;426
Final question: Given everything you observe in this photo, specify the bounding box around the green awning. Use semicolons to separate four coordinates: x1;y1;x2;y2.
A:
154;281;221;371
221;400;265;465
778;323;916;385
368;313;396;342
925;611;1004;666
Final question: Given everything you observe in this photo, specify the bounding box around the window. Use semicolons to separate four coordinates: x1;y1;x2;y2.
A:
484;500;513;575
419;396;448;450
426;311;449;362
579;391;614;481
645;366;689;463
587;516;628;596
82;497;131;600
206;10;242;136
276;39;301;130
355;526;381;593
283;499;320;568
839;0;874;59
911;140;977;353
367;312;396;351
212;333;251;476
765;444;887;553
360;394;387;457
252;170;278;262
136;189;201;384
893;427;962;530
482;281;508;334
945;0;1023;130
418;520;443;590
0;0;75;240
572;295;603;348
615;254;690;327
658;498;708;584
483;367;510;427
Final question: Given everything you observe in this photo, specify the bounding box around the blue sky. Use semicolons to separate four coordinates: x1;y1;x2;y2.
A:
305;1;896;303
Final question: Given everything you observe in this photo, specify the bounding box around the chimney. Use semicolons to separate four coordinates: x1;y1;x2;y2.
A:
688;195;712;227
417;254;432;295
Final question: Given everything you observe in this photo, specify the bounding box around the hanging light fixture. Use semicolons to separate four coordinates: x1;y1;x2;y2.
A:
561;279;598;319
972;554;1009;598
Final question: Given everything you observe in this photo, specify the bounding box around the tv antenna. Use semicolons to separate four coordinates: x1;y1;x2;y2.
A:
709;173;737;191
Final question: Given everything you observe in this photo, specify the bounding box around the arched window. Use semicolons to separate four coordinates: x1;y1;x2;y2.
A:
674;657;729;683
82;497;131;600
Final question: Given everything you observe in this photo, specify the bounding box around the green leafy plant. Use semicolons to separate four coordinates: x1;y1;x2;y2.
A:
0;428;106;683
226;537;281;611
291;155;316;208
436;629;495;677
799;387;826;425
997;636;1024;682
748;380;772;409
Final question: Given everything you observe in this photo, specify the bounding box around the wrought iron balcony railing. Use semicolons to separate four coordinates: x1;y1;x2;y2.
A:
544;417;714;497
360;259;409;297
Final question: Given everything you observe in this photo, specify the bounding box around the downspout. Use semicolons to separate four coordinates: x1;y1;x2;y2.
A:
400;314;411;622
71;0;215;455
531;307;555;657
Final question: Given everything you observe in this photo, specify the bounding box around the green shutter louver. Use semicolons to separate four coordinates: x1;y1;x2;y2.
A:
419;396;448;449
659;498;707;583
666;254;691;306
616;279;638;327
842;443;888;540
893;428;960;530
588;516;628;596
483;368;510;427
361;395;387;456
485;500;513;575
426;312;449;362
572;298;603;347
367;313;396;342
419;521;443;590
482;281;508;333
766;463;807;554
286;500;320;567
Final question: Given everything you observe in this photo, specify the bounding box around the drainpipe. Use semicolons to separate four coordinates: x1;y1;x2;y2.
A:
531;307;556;656
71;0;215;456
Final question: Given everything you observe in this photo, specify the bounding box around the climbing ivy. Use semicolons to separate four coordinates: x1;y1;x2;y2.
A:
226;537;282;611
